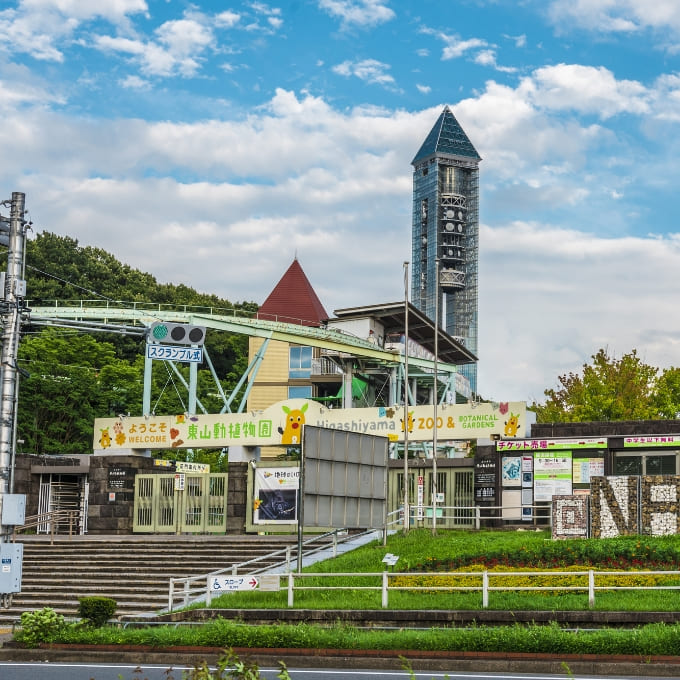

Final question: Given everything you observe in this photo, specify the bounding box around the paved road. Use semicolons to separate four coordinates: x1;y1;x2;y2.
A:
1;662;675;680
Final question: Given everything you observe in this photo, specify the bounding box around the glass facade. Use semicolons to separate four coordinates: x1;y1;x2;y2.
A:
411;108;480;394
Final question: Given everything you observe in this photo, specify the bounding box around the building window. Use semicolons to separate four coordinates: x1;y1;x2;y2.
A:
288;385;311;399
614;452;678;475
289;346;312;378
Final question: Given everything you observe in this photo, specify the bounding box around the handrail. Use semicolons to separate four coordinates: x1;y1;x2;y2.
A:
168;527;384;611
278;568;680;609
12;510;80;545
27;298;323;329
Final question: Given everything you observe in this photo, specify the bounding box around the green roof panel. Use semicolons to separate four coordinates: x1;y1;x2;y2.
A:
412;106;481;164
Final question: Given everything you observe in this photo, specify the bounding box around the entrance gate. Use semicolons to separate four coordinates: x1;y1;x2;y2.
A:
37;473;88;535
388;467;475;528
133;473;228;533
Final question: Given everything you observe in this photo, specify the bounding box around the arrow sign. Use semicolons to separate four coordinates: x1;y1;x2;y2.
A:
211;575;259;592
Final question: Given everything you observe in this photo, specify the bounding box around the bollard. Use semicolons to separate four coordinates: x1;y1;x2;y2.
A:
168;579;175;612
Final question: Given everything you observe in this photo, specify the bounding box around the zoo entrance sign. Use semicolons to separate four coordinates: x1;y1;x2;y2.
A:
94;399;527;451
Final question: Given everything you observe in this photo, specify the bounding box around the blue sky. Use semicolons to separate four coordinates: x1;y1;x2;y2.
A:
2;0;680;405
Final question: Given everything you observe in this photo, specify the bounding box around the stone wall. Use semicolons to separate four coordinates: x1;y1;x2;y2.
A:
12;454;251;535
12;454;86;517
226;462;248;534
87;456;156;534
555;474;680;539
551;495;589;539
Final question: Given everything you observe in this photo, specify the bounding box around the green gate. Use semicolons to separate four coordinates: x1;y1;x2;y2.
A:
133;473;228;533
388;466;475;528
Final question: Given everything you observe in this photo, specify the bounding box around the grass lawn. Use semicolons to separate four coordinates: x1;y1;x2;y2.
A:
206;528;680;611
16;529;680;658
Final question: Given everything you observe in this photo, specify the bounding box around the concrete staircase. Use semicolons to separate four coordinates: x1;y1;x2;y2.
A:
0;534;300;625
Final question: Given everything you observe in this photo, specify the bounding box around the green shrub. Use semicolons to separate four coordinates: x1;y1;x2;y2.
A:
17;607;65;647
77;596;117;627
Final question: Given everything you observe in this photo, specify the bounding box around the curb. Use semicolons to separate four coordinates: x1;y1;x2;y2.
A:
1;644;680;676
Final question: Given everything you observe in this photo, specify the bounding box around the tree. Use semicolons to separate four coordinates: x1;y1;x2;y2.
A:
532;348;660;423
13;231;258;455
651;367;680;419
17;328;144;455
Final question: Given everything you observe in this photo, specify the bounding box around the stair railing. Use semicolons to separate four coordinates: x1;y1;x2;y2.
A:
12;509;81;545
168;527;383;611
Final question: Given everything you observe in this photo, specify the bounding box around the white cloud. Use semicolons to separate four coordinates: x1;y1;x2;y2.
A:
119;74;149;90
441;36;488;60
480;222;680;402
21;0;148;22
93;15;214;77
245;2;283;33
473;49;517;73
416;84;431;94
318;0;395;29
0;0;147;61
526;64;650;118
332;58;396;87
548;0;680;35
504;33;526;48
3;63;680;404
419;28;499;65
215;11;241;28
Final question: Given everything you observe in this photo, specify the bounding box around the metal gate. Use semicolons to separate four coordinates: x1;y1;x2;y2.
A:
133;473;228;533
37;474;88;535
388;467;475;528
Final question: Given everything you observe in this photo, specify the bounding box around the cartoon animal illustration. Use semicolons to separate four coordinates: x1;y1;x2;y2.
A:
98;428;112;449
504;413;520;437
499;402;509;415
400;411;414;434
112;421;126;446
278;402;308;445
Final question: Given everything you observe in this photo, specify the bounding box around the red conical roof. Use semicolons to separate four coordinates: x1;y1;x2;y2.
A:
257;258;329;327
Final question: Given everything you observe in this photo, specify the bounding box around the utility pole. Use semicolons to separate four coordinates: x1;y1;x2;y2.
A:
0;192;29;606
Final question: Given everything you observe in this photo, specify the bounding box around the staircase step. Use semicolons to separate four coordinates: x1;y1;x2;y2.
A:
1;534;302;624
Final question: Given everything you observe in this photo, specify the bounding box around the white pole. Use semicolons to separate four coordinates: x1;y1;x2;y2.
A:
402;262;410;533
432;258;439;536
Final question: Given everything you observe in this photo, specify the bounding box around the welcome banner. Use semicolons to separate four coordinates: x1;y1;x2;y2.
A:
94;399;527;451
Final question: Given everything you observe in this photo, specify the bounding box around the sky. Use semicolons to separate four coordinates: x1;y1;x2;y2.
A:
2;0;680;406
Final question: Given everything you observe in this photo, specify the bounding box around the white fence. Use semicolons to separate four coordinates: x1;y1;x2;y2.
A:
206;569;680;609
168;528;383;611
